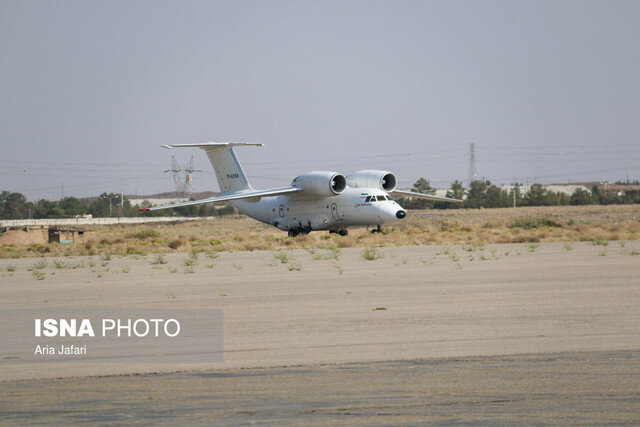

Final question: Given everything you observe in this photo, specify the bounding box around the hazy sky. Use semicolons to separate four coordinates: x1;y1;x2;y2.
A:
2;0;639;200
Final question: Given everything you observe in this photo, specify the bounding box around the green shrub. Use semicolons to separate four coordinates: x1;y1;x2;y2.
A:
151;253;167;265
362;247;383;261
33;258;48;269
273;251;291;264
130;228;161;240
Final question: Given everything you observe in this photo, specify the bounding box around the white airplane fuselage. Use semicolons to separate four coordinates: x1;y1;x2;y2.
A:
145;143;461;234
233;187;405;232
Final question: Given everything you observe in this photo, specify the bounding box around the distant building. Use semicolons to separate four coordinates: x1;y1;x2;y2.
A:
128;198;191;207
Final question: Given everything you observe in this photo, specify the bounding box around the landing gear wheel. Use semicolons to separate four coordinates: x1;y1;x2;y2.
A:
338;229;348;236
371;225;382;234
288;229;298;238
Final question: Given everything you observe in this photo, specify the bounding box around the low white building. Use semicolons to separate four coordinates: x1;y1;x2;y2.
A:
128;198;191;207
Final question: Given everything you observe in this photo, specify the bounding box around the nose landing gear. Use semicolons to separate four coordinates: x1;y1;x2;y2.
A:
371;225;382;234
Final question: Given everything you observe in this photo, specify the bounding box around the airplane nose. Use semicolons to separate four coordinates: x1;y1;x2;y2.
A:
396;210;406;219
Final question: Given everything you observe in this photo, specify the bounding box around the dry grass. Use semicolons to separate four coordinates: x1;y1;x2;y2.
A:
2;205;639;258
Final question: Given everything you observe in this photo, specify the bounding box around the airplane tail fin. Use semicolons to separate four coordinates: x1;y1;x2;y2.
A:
162;142;262;193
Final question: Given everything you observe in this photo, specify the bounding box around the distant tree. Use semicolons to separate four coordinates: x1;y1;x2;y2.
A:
525;184;547;206
570;188;595;205
59;197;88;217
435;180;466;209
398;177;436;209
464;180;490;208
89;193;122;217
0;191;29;219
484;184;510;208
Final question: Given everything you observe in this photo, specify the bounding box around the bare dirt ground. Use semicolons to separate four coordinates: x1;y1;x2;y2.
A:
1;240;639;423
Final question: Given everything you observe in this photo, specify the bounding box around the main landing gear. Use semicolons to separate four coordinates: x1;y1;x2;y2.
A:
287;225;312;237
329;229;349;236
371;225;382;234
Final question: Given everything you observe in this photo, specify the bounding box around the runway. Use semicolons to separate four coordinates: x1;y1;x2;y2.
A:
2;351;639;424
1;241;639;422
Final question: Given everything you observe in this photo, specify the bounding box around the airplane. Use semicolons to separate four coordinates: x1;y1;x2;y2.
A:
140;142;463;236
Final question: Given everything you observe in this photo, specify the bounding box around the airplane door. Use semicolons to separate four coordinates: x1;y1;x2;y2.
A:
330;203;341;221
278;204;285;218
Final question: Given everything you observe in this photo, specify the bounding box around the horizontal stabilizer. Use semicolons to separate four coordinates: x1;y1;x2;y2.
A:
162;142;263;149
139;187;299;212
391;189;463;203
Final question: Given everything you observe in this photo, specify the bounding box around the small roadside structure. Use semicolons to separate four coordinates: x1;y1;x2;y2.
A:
0;226;95;246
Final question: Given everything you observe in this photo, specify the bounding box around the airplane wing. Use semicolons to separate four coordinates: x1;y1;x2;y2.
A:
391;189;463;203
139;187;300;211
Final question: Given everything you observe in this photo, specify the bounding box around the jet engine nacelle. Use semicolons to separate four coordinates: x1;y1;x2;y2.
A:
346;170;397;192
292;171;347;196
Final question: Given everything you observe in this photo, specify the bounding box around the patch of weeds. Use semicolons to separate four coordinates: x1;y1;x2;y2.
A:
167;293;177;299
288;262;302;271
598;249;607;256
130;228;160;240
362;247;383;261
454;262;463;270
183;257;196;267
219;289;227;297
311;246;342;261
273;251;291;264
563;243;575;251
509;217;562;229
33;258;48;270
373;307;387;311
100;254;112;267
333;263;343;274
590;238;609;247
151;253;167;265
462;242;485;252
526;243;540;252
205;250;219;260
169;267;178;273
504;251;510;257
444;248;459;262
54;260;68;269
232;263;243;270
32;270;46;280
87;258;96;268
6;265;16;272
626;250;640;255
184;266;195;274
121;266;131;273
189;248;203;260
205;263;215;269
